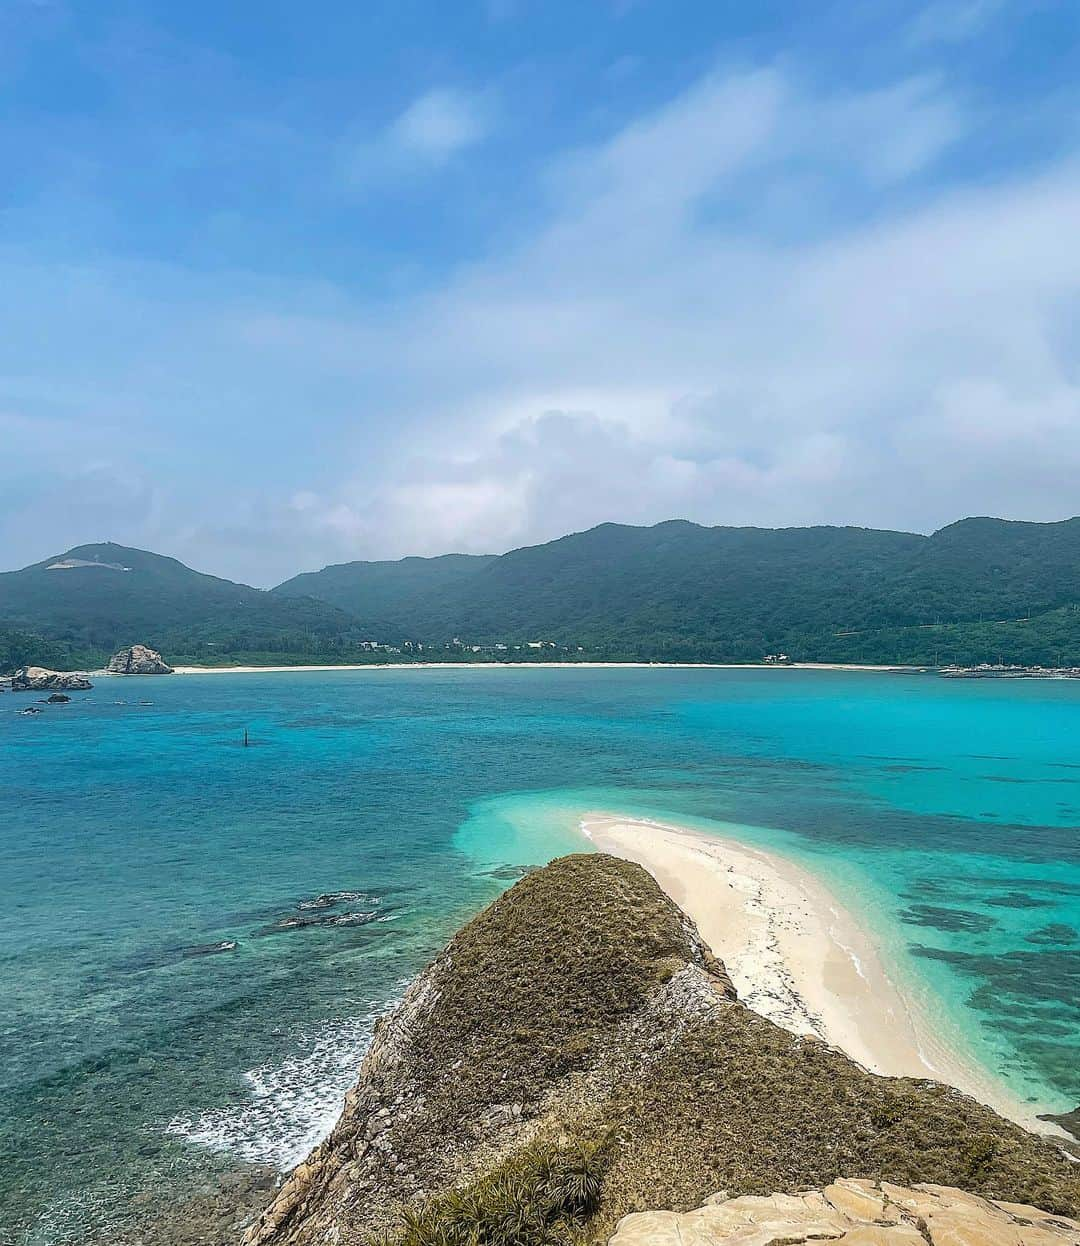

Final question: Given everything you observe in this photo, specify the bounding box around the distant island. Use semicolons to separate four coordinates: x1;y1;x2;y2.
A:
5;515;1080;672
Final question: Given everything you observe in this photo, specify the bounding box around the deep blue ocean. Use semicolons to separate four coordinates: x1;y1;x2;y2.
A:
2;667;1079;1243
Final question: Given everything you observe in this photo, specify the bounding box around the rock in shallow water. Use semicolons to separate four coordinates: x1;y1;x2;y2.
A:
296;890;376;911
11;666;92;691
107;644;174;675
261;910;381;933
182;940;239;958
1040;1106;1080;1141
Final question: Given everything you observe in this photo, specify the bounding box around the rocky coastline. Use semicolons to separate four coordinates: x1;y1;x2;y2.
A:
109;854;1080;1246
217;854;1078;1246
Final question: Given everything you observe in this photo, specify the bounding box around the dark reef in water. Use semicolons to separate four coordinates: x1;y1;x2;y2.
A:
182;940;238;958
985;891;1056;909
899;904;996;933
262;910;381;933
1026;924;1078;945
481;863;540;880
296;889;376;911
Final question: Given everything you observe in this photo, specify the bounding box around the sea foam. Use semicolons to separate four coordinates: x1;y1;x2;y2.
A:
165;979;410;1170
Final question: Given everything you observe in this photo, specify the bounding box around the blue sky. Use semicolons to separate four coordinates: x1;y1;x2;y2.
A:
2;0;1079;583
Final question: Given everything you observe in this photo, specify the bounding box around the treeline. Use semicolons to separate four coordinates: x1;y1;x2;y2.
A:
0;628;91;673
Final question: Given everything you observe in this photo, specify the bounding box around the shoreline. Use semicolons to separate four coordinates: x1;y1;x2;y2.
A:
579;812;1053;1138
162;661;921;675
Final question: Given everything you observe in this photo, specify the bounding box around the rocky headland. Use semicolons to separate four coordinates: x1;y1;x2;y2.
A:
226;853;1078;1246
10;665;92;691
107;644;174;674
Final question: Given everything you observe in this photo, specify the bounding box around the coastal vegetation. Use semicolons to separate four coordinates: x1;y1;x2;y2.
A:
7;517;1080;669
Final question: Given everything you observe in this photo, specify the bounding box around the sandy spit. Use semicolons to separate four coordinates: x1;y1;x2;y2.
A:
580;812;1050;1137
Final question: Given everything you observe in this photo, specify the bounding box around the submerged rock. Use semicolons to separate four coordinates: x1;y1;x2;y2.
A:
262;910;381;933
107;644;174;675
181;940;239;958
1026;924;1078;945
483;863;540;880
296;890;376;911
11;666;92;691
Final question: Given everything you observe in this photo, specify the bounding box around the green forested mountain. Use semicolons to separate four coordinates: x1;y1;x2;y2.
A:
274;553;496;621
5;519;1080;669
272;516;1080;664
0;542;356;667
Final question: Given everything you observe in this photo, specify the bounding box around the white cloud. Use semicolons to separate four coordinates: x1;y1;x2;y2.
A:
907;0;1006;46
4;60;1080;583
341;87;491;188
389;89;490;162
279;66;1079;569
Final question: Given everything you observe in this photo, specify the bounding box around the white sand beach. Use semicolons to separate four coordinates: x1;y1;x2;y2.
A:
166;661;917;675
580;813;1047;1136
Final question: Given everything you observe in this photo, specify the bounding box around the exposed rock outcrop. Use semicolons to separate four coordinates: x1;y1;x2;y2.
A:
242;854;1079;1246
609;1180;1080;1246
11;665;92;691
107;644;173;675
1041;1107;1080;1142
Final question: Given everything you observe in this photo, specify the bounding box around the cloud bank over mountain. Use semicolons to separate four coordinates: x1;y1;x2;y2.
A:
2;2;1078;583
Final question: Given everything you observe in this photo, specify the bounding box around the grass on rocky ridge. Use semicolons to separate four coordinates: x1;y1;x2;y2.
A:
591;1004;1080;1227
391;1137;610;1246
402;853;731;1132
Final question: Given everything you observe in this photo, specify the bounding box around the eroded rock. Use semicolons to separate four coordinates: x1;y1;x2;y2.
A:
608;1180;1080;1246
11;666;92;691
107;645;173;675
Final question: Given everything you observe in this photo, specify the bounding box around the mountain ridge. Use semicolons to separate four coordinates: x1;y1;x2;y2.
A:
5;516;1080;669
271;515;1080;663
0;541;356;668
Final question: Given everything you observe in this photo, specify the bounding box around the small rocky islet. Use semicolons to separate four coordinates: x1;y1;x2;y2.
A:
9;664;93;691
106;644;174;675
4;644;172;703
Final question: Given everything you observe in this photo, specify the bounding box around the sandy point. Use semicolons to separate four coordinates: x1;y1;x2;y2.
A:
579;812;1053;1138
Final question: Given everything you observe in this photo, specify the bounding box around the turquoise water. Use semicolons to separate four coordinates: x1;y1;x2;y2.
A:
1;667;1078;1242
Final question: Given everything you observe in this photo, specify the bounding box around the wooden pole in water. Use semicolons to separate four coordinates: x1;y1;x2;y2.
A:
243;728;249;748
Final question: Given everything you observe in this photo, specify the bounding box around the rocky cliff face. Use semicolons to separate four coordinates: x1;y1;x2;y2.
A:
242;854;1079;1246
107;644;173;674
10;665;92;690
